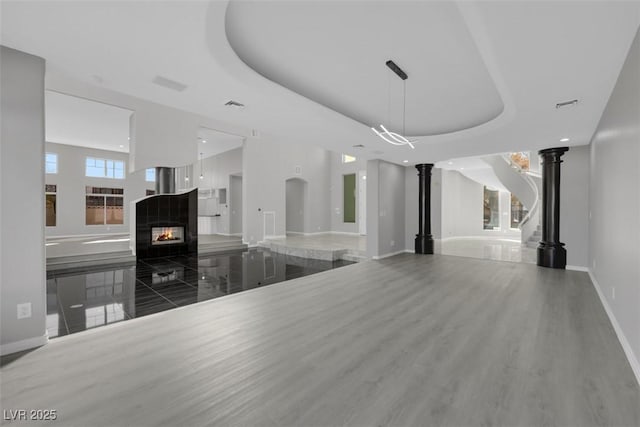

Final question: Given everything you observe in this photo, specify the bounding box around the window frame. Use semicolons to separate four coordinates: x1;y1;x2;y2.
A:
145;168;156;182
85;157;125;179
45;153;58;174
85;186;125;226
342;154;357;164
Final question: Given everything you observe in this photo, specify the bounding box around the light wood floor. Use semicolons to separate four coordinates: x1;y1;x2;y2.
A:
1;254;638;426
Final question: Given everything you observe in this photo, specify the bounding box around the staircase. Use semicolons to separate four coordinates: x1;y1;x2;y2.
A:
482;154;542;244
524;224;542;248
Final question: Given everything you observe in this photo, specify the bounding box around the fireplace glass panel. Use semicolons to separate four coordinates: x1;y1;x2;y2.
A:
151;227;185;245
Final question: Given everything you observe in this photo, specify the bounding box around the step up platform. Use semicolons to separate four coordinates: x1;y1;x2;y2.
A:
260;234;368;262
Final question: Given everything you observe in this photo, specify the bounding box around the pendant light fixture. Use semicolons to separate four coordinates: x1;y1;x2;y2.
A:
371;60;415;149
199;152;204;180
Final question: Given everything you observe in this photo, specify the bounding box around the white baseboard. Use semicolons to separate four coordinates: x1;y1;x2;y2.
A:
566;265;589;272
588;269;640;386
372;250;411;260
46;232;128;240
440;236;521;243
285;231;361;237
0;332;48;356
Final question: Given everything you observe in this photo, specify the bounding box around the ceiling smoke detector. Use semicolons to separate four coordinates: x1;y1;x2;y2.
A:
556;99;578;109
224;100;245;109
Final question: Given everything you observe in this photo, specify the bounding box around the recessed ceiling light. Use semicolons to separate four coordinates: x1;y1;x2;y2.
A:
560;137;570;142
362;176;367;180
202;140;207;143
403;160;409;163
119;145;124;148
460;167;465;170
448;161;453;165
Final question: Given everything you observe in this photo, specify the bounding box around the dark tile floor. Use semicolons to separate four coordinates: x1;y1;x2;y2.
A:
46;249;353;338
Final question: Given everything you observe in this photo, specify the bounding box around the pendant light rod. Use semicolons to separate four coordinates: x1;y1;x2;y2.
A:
385;60;407;80
372;59;414;149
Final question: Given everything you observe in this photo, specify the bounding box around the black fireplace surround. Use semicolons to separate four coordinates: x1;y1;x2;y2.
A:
136;189;197;259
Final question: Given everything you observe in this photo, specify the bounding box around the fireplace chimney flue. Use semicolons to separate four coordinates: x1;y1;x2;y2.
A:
155;167;175;194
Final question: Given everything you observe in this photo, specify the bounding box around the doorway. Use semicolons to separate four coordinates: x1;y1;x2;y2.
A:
358;170;367;235
285;178;308;233
230;174;242;235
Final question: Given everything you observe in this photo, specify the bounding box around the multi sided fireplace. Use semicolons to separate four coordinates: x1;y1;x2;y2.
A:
134;188;197;259
151;227;185;245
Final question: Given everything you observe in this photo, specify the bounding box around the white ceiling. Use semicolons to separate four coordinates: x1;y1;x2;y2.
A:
435;157;508;192
225;1;504;137
45;91;133;153
2;1;640;165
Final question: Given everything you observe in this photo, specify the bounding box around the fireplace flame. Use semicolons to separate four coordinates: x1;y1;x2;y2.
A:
156;227;176;241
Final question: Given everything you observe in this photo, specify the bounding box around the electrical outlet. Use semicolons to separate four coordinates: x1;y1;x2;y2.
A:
390;240;395;247
17;303;31;319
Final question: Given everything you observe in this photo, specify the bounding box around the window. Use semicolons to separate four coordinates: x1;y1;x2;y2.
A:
145;168;156;182
510;194;527;229
343;174;356;223
85;157;125;179
45;153;58;174
483;186;500;230
45;184;57;227
342;154;356;163
86;186;124;225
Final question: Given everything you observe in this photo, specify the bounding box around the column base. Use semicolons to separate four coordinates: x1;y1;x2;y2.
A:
415;234;434;255
537;242;566;269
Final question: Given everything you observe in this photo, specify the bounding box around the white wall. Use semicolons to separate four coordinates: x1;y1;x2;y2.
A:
589;28;640;380
329;152;367;234
405;166;443;251
1;46;47;355
559;145;590;268
440;169;520;239
366;160;405;257
44;142;153;237
242;138;331;244
130;103;199;171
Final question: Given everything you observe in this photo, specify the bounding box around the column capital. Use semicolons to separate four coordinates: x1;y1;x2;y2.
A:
538;147;569;162
415;163;434;175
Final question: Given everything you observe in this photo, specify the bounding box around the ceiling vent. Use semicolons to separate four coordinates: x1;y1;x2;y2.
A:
556;99;578;109
152;75;188;92
225;100;245;109
353;144;365;148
